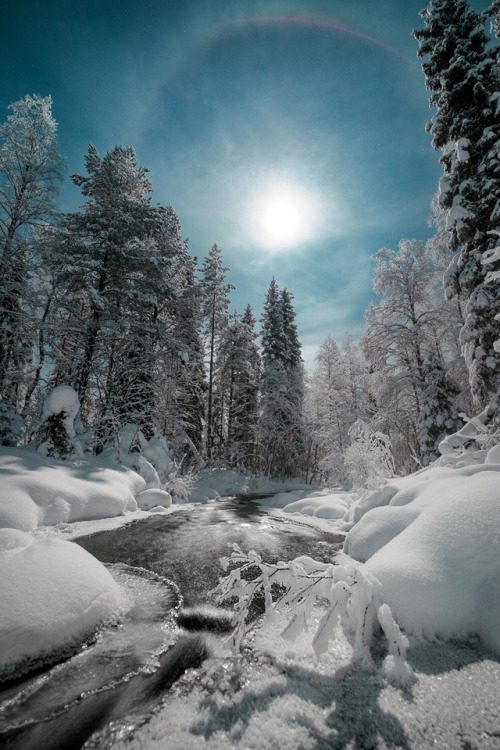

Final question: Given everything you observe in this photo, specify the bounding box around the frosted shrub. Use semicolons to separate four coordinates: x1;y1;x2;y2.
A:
116;424;196;501
344;420;395;490
166;469;196;503
37;386;83;458
438;407;500;464
213;544;412;685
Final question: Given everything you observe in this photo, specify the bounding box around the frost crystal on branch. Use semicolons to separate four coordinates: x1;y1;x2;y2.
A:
212;545;413;685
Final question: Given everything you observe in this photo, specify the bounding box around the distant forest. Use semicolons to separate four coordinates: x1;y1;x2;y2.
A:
0;0;499;484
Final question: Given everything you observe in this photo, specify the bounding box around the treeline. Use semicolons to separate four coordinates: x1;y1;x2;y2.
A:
1;0;499;485
306;0;500;485
0;95;307;477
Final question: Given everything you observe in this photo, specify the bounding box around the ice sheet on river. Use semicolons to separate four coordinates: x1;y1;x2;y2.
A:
0;564;180;744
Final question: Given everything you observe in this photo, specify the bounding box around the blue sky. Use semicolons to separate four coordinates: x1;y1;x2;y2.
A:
0;0;491;367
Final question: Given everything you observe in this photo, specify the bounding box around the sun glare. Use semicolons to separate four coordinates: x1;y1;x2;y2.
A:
249;182;318;250
263;197;299;242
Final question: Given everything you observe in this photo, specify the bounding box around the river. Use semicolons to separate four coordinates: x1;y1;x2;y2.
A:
0;497;344;750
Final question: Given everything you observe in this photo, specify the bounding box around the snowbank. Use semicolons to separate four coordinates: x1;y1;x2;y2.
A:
136;488;172;510
283;490;355;519
344;449;500;653
0;446;145;531
0;528;123;679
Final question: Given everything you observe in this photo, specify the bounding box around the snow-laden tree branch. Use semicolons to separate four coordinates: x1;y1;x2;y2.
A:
212;544;413;685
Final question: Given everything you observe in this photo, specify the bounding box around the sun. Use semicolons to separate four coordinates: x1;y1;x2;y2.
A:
249;182;318;250
263;196;300;244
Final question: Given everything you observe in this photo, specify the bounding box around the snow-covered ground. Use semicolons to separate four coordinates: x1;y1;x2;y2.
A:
103;609;500;750
96;443;500;750
0;527;123;679
1;441;500;747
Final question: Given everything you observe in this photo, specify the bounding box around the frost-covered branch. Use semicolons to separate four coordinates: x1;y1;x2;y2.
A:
212;545;413;684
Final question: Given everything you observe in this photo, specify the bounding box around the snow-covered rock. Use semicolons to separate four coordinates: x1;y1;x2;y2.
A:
136;488;172;510
344;461;500;652
283;492;354;520
0;447;144;531
0;528;122;679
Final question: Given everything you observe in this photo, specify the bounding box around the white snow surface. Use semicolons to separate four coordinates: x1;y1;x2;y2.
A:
0;527;122;678
107;608;500;750
42;384;80;423
0;446;145;531
344;457;500;652
136;488;172;510
283;490;354;519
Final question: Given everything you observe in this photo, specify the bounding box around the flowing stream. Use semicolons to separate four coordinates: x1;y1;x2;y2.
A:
0;497;344;749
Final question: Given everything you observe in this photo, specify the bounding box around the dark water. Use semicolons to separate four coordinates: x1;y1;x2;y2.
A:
76;497;344;605
0;497;344;749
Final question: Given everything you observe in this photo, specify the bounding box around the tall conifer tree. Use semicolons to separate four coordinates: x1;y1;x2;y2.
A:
260;279;305;478
199;244;234;459
414;1;500;420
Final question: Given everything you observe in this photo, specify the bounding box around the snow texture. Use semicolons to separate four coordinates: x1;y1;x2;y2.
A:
0;446;144;531
103;608;500;750
283;491;354;519
344;457;500;652
42;384;80;425
0;528;122;679
136;488;172;510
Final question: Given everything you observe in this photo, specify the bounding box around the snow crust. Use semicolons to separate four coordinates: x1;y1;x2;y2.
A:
344;458;500;652
0;446;145;531
0;528;122;678
104;608;500;750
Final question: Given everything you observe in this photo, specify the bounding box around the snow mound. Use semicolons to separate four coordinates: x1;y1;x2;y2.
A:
0;446;145;531
136;488;172;510
284;492;354;520
42;384;80;423
0;528;123;679
344;460;500;652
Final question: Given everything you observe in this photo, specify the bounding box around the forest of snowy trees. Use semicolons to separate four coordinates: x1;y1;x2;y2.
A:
0;0;499;486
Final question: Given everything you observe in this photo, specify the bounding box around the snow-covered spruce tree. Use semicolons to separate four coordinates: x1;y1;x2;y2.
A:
213;306;261;470
36;385;82;459
425;204;472;409
418;354;462;465
199;243;234;460
231;304;261;471
158;248;206;464
52;144;161;447
111;204;199;443
0;94;64;443
260;279;305;479
414;1;500;422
